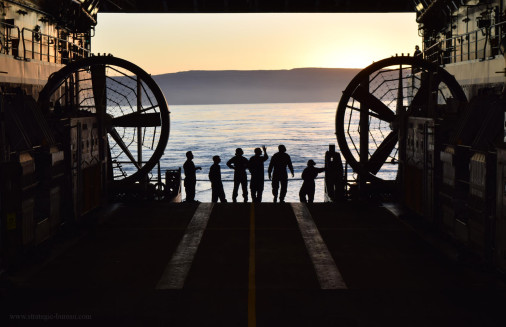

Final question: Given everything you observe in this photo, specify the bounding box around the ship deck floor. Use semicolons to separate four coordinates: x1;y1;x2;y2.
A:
2;201;506;326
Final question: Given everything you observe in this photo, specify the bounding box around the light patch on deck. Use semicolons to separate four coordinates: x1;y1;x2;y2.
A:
248;203;256;327
291;203;348;289
156;203;214;289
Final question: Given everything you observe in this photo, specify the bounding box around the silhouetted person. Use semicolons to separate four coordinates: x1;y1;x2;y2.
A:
299;160;325;203
325;144;344;202
268;144;294;203
227;148;249;202
209;155;227;203
183;151;201;202
248;146;269;202
412;45;423;74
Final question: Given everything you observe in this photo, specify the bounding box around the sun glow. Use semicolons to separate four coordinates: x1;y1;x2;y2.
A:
93;13;420;75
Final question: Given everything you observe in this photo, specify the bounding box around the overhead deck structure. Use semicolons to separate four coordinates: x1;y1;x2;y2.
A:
98;0;414;13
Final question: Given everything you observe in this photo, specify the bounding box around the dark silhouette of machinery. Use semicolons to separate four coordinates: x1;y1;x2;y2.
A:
335;56;467;188
38;55;171;186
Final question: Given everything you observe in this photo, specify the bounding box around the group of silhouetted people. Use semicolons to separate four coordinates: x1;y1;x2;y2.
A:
183;144;343;204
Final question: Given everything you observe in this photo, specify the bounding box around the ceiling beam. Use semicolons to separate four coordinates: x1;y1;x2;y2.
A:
100;0;414;13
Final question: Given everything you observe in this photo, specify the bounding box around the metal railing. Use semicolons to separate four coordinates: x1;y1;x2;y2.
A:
22;28;90;64
0;20;90;63
0;20;21;57
424;21;506;65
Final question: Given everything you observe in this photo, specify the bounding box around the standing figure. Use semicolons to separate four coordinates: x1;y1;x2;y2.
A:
412;45;423;75
268;144;294;203
227;148;249;202
248;146;269;202
299;160;325;203
325;144;344;202
209;155;227;203
183;151;201;202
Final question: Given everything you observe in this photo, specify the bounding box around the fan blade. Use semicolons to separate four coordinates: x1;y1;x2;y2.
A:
108;127;141;169
353;85;395;123
366;131;398;175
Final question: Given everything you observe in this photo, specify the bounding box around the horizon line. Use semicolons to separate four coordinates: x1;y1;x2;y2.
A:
154;67;365;76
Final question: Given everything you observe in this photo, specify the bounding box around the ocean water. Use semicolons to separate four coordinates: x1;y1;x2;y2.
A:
159;102;341;202
142;101;397;202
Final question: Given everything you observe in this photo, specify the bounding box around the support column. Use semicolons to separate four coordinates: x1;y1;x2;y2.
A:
359;78;369;195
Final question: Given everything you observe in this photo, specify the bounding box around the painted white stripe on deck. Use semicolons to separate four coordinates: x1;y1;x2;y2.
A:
291;203;348;289
156;203;214;289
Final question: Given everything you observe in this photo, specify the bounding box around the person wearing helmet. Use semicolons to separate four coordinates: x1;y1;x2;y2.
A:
268;144;294;203
209;155;227;203
227;147;249;202
299;159;325;203
248;146;269;202
183;151;202;202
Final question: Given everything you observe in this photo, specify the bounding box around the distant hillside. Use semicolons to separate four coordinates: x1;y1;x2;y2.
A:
152;68;361;105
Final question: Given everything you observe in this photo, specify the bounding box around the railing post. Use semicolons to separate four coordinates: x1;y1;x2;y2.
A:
21;28;25;59
460;36;463;62
39;33;42;61
46;35;49;62
31;30;34;60
53;36;57;63
469;33;472;60
453;37;456;63
475;30;478;59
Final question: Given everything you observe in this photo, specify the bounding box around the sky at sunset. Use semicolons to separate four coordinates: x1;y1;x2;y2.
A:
92;13;420;75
